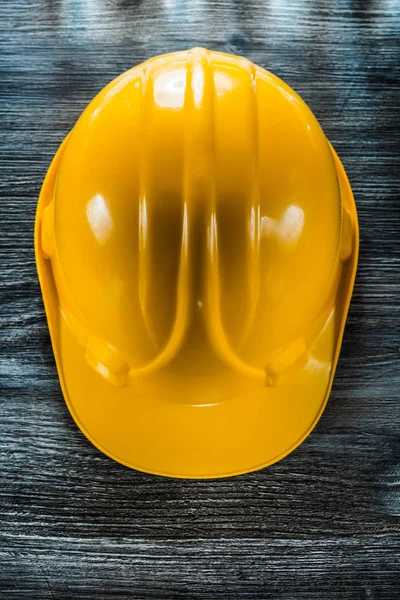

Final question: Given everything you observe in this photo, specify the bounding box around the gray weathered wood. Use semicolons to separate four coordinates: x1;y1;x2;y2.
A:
0;1;399;598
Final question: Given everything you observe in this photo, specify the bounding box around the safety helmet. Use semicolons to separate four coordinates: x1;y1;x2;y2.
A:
35;48;358;478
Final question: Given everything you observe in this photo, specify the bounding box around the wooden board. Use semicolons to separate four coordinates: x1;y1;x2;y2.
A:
0;1;399;598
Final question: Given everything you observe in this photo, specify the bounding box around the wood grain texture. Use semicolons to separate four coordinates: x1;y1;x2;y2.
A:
0;1;399;598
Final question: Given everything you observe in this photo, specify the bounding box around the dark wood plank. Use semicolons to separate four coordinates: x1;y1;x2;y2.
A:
0;1;399;598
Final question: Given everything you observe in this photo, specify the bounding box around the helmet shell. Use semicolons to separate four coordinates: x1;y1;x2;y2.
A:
35;49;358;477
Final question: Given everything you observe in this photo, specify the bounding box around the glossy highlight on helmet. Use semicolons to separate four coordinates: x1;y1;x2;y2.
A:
35;48;359;478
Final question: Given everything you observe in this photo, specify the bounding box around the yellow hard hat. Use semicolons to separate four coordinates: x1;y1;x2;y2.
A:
35;48;358;478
